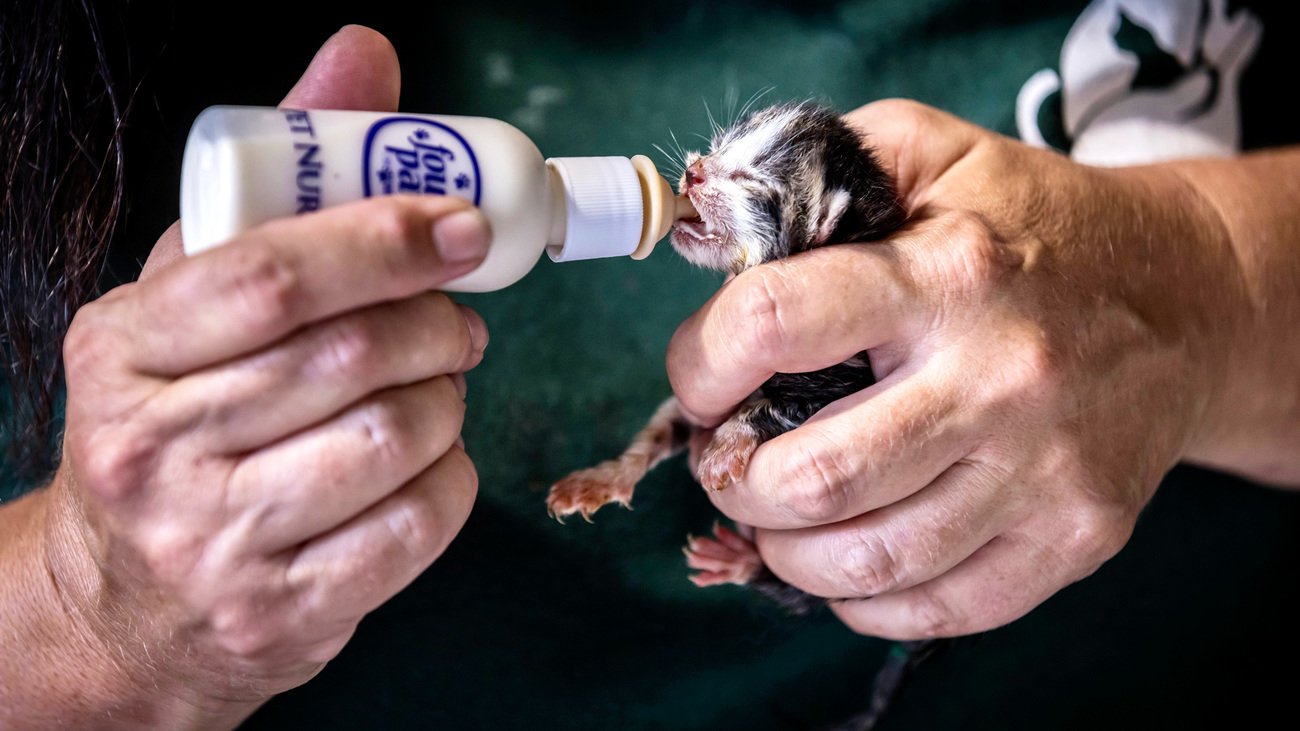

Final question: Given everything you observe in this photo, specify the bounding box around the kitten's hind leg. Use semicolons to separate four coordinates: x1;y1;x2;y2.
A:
685;522;826;616
696;395;800;492
684;522;766;586
548;397;691;522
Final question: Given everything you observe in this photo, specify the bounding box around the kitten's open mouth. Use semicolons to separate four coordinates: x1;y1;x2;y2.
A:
671;217;715;245
676;214;706;233
671;197;726;248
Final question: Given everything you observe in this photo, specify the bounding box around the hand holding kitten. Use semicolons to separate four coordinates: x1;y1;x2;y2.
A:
668;99;1300;639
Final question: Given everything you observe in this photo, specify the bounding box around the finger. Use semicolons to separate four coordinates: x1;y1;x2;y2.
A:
164;294;486;453
285;446;477;624
752;460;1006;599
706;357;978;529
841;99;986;214
139;221;186;282
128;195;490;375
666;243;924;426
279;25;401;111
143;27;402;282
226;376;466;551
828;528;1091;640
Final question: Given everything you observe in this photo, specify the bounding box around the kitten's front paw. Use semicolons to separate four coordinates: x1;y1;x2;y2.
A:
547;461;635;523
684;522;765;586
696;417;761;491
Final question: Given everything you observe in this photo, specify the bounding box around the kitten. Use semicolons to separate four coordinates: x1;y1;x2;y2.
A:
547;102;902;590
549;102;941;731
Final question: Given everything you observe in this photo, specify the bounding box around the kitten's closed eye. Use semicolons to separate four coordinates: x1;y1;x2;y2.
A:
668;101;903;273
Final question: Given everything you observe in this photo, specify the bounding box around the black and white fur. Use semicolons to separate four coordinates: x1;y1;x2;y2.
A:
672;101;903;270
548;103;929;730
548;102;904;523
672;102;903;494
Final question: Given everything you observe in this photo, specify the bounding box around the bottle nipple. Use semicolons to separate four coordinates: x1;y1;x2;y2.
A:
629;155;697;260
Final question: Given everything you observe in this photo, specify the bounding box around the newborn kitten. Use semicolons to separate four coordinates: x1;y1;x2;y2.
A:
548;101;902;591
549;102;928;730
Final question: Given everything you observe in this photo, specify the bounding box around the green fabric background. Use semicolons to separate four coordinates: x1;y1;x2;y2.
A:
7;0;1299;728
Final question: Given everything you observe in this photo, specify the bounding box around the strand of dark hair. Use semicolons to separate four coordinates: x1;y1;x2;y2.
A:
0;0;125;483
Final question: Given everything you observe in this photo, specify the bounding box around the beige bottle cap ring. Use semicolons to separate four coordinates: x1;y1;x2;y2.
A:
629;155;695;260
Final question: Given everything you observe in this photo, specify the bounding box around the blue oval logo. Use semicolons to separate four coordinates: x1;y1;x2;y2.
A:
362;117;481;206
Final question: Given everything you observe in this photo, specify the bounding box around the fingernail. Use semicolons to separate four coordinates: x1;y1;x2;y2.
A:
450;372;468;399
456;304;489;353
433;209;491;266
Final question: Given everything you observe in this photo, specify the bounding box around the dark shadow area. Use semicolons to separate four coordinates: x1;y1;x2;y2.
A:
245;495;891;731
884;465;1300;730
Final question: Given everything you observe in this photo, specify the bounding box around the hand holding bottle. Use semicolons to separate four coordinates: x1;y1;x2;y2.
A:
5;27;486;728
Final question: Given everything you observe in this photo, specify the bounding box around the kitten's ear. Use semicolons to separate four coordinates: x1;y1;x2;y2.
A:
815;189;852;244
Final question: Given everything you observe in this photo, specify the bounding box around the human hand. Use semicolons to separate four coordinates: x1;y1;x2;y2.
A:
41;26;487;725
667;99;1252;639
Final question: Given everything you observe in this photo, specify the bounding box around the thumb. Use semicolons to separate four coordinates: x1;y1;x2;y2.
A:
842;99;985;215
280;24;401;111
145;26;401;281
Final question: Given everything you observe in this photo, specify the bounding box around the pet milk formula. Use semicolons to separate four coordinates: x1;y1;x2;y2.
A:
180;106;694;291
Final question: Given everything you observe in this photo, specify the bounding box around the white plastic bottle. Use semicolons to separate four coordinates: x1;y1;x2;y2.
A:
180;106;694;292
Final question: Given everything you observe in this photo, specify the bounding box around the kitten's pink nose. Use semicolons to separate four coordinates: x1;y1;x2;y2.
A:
684;163;706;190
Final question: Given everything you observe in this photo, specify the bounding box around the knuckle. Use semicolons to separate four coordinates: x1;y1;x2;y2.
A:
835;531;905;597
1066;501;1130;565
779;441;852;523
909;589;964;639
367;198;422;245
311;317;383;382
354;398;415;465
74;424;158;502
222;245;302;332
728;269;793;364
934;211;1005;299
382;494;442;561
997;329;1065;408
365;199;436;279
211;602;280;659
62;302;120;378
140;523;207;583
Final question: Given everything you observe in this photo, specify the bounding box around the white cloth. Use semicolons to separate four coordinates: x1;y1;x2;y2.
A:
1017;0;1262;166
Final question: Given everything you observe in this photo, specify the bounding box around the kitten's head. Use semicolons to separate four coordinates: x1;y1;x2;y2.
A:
670;102;904;273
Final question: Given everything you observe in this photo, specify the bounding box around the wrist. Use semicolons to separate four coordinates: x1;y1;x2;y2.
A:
16;470;261;729
1144;152;1300;484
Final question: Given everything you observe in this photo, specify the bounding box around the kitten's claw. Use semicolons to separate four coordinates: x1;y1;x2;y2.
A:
684;522;765;586
547;462;635;523
696;418;761;492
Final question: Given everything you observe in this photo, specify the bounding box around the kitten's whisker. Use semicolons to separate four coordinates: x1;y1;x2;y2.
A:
669;129;691;159
724;86;740;127
738;87;775;122
702;97;723;136
652;143;686;177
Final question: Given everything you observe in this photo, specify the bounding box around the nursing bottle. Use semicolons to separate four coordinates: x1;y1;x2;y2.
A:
180;106;695;292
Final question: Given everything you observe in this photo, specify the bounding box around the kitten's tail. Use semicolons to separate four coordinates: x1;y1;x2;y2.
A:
826;639;953;731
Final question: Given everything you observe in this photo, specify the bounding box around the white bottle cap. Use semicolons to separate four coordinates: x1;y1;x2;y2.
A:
545;156;644;262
